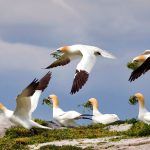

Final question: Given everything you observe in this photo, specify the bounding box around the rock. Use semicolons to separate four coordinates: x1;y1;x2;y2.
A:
105;124;133;132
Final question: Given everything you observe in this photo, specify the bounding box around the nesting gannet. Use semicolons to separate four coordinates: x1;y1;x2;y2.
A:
0;72;52;129
129;93;150;124
45;44;115;94
129;50;150;81
88;98;119;124
44;94;92;127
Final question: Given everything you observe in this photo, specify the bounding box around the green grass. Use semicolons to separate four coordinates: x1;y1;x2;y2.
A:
40;145;90;150
0;119;150;150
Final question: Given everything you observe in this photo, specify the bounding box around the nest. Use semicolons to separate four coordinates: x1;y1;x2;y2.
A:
127;62;139;70
78;101;93;111
129;96;138;105
42;98;53;108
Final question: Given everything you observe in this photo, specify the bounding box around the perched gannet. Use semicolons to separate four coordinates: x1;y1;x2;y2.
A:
44;94;92;127
45;44;115;94
0;72;52;129
88;98;119;124
129;50;150;81
129;93;150;124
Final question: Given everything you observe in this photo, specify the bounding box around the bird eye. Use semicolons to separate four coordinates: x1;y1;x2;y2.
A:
57;49;61;52
134;60;139;63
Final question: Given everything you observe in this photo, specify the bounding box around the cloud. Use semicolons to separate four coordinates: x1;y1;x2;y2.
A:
0;0;150;49
0;40;52;71
1;1;150;121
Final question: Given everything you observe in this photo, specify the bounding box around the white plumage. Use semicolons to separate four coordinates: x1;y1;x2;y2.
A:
46;44;116;94
0;72;51;129
88;98;119;124
46;95;92;127
131;93;150;124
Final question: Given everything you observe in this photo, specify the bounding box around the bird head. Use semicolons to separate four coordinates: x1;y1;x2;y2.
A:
47;94;59;108
132;55;147;67
88;98;99;109
58;46;70;53
129;93;145;107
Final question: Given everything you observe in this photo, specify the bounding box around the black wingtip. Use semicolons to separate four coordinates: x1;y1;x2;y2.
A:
36;72;52;91
70;70;89;95
44;65;53;69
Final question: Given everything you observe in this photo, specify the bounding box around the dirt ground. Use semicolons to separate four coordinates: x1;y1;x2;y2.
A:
29;136;150;150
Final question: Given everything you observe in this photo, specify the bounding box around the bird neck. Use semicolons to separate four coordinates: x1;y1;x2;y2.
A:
92;105;102;116
52;98;59;108
92;101;99;111
138;98;148;114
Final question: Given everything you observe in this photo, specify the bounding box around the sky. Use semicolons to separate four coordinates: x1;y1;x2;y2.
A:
1;0;150;123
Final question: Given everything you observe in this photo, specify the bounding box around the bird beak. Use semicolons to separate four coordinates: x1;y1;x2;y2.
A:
48;97;53;102
50;50;64;59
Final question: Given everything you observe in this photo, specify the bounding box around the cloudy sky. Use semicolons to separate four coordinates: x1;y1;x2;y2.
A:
1;0;150;123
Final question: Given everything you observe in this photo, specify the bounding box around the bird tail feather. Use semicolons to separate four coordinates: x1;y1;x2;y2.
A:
100;50;116;59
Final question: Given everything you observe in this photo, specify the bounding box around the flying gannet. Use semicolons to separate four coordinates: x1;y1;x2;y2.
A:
45;44;115;94
129;50;150;81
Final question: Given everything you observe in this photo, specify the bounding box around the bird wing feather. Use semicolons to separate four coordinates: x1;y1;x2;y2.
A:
129;57;150;82
70;49;96;94
45;54;70;69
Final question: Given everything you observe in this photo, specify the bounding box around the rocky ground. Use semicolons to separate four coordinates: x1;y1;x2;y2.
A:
29;136;150;150
1;115;150;150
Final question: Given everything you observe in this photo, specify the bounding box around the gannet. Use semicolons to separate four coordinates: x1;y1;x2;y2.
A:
0;72;52;129
88;98;119;124
44;94;92;127
129;93;150;124
45;44;116;94
129;50;150;81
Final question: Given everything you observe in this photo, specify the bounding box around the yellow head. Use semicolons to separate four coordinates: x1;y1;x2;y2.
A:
48;94;59;108
134;93;145;107
132;55;147;67
88;98;99;110
59;46;70;53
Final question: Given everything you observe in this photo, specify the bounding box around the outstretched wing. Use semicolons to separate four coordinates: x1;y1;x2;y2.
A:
58;111;81;120
14;79;39;119
36;72;51;92
14;72;52;119
30;72;51;113
129;57;150;82
70;49;96;94
71;70;89;94
45;54;70;69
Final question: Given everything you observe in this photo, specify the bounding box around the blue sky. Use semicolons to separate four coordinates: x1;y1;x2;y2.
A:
1;0;150;123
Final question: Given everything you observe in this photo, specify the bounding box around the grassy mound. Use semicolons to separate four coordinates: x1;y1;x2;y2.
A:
0;119;150;150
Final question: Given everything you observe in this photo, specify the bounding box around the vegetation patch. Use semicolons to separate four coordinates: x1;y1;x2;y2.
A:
1;119;150;150
127;62;139;70
40;145;90;150
78;101;92;111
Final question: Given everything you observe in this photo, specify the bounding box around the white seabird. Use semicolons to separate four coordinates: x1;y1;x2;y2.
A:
45;44;116;94
129;93;150;124
44;94;92;127
0;72;52;129
129;50;150;81
88;98;119;124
